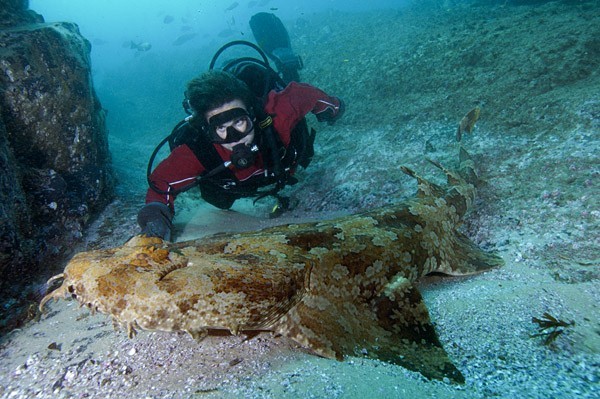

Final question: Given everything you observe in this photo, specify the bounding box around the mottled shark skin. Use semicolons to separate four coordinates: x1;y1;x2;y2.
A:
41;146;503;383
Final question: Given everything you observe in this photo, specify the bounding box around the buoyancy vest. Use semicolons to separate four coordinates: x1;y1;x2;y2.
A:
166;110;315;201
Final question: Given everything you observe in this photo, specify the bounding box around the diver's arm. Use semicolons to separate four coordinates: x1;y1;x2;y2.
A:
139;145;205;240
145;144;205;211
265;82;344;137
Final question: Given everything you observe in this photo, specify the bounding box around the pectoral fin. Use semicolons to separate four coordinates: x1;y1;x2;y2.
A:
368;279;465;383
275;277;465;383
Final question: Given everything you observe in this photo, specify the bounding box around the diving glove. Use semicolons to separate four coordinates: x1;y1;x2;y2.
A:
316;97;345;126
137;202;173;241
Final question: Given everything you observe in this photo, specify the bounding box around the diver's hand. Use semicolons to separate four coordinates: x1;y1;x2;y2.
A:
316;97;345;126
137;202;173;241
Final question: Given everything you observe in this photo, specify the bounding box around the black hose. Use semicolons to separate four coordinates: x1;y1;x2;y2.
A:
209;40;270;70
146;134;174;195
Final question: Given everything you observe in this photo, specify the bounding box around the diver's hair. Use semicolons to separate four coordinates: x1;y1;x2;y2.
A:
185;70;255;119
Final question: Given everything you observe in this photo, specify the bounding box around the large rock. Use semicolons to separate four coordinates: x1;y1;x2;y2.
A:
0;0;114;308
0;0;41;28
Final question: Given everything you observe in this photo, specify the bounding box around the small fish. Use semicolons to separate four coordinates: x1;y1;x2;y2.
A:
172;33;197;46
270;7;278;10
130;41;152;52
456;106;481;141
225;2;239;11
163;15;174;24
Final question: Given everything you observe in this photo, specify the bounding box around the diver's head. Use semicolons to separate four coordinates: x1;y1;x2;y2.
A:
184;70;256;150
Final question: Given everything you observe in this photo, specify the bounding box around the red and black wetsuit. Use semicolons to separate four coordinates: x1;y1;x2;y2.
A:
146;82;341;211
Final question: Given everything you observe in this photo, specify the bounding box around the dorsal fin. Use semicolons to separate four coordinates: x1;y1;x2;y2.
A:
401;166;446;199
458;145;478;185
427;157;464;186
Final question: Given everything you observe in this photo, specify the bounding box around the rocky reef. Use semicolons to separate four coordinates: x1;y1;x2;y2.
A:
0;0;114;327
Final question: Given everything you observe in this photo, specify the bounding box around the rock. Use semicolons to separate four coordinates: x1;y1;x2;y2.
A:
0;0;43;28
0;2;114;312
0;118;30;275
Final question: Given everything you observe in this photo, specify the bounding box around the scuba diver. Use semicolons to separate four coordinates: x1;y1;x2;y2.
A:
137;13;345;241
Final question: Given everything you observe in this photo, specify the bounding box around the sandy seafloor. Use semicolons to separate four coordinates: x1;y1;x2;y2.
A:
1;1;599;398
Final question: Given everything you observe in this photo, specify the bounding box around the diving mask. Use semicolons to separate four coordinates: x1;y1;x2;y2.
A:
206;107;254;144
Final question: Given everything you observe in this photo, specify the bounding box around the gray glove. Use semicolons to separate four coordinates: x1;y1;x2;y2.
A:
137;202;173;241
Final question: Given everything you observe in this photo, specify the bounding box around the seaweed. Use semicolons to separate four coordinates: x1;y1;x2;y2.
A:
531;312;575;346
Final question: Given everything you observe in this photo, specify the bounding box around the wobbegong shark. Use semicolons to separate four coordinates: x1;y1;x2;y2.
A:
40;145;503;383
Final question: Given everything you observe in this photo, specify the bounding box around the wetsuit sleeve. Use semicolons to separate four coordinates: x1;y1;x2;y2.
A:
145;144;205;211
264;82;342;145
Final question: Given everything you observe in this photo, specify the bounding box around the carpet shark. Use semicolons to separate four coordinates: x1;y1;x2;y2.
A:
41;145;503;383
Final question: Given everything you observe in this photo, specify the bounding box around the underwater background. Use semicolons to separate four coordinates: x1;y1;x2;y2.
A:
29;0;417;205
1;0;598;398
